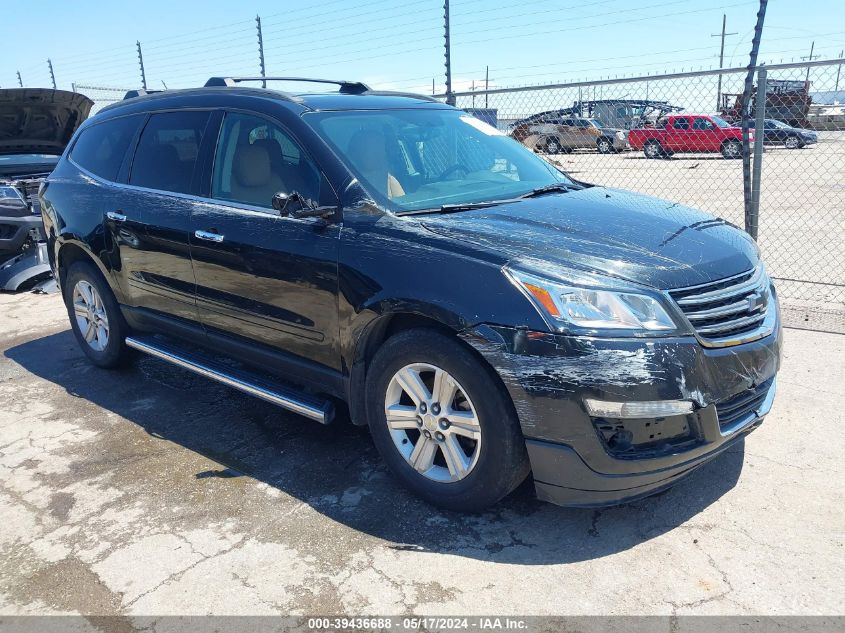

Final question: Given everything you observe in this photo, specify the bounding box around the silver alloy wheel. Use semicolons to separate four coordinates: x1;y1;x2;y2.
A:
724;141;740;158
72;280;110;351
384;363;482;483
598;138;612;153
785;136;800;149
645;142;660;158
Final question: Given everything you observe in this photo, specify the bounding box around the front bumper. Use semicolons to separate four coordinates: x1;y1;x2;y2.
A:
460;315;782;507
0;214;43;260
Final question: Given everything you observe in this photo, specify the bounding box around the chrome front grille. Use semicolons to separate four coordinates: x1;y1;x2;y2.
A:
669;266;772;345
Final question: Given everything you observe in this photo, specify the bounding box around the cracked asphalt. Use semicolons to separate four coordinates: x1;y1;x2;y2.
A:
1;291;843;616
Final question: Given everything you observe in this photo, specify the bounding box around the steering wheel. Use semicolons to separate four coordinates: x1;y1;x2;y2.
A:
439;164;471;180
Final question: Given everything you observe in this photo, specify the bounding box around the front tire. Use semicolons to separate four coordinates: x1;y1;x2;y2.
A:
597;137;614;154
644;140;664;159
366;329;529;512
544;138;562;155
63;261;131;368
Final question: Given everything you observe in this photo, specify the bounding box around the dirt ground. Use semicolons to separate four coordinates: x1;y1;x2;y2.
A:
0;290;843;618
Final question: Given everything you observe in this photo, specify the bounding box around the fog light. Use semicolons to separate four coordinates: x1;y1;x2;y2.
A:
584;399;694;418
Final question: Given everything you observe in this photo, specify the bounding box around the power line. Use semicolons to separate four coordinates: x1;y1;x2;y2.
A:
143;28;255;55
451;1;757;49
451;0;677;30
261;3;438;53
262;0;434;33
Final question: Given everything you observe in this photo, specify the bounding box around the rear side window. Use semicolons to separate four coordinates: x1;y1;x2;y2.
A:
70;115;141;181
129;111;211;195
673;118;690;130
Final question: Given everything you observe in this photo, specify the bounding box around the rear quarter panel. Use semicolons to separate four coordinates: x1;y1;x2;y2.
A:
40;158;126;300
627;127;664;149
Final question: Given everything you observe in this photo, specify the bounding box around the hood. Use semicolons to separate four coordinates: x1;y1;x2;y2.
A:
419;187;759;290
0;89;94;156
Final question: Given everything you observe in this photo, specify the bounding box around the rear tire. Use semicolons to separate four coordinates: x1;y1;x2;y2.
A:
784;134;801;149
366;329;529;512
597;137;614;154
721;139;742;159
62;261;131;369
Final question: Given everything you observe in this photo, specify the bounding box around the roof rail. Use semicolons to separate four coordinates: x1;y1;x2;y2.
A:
123;89;162;100
204;76;370;94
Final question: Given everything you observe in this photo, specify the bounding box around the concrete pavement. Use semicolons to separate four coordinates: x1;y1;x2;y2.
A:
1;291;843;617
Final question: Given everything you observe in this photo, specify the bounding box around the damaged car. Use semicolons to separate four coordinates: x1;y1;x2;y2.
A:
40;77;781;511
0;88;92;290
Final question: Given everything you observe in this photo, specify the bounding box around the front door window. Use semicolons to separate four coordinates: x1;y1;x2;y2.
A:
212;112;321;209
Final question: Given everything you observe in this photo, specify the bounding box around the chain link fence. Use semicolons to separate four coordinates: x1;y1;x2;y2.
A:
449;59;845;333
71;83;136;114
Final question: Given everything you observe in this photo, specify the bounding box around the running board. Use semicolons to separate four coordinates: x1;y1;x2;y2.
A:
125;336;334;424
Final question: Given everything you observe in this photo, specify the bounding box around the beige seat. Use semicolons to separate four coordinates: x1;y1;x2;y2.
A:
346;129;405;199
229;145;284;208
256;137;312;196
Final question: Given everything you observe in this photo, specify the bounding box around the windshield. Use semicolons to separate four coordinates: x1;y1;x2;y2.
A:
305;108;573;212
710;115;731;128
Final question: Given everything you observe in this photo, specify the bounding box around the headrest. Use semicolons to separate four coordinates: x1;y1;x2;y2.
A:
233;145;271;188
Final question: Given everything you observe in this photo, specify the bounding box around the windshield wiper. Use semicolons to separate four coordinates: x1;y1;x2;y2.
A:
519;182;581;199
397;199;510;216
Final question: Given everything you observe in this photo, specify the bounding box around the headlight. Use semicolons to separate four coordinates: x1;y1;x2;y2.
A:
506;268;677;333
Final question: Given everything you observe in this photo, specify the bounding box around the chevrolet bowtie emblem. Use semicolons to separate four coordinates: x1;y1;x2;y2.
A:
747;290;766;312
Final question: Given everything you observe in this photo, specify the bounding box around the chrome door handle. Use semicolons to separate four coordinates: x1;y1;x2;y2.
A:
194;230;224;243
106;211;127;222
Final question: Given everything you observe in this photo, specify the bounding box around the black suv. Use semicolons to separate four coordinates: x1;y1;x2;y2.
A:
40;77;781;511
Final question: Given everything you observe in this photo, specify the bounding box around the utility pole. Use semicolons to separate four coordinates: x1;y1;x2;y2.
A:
485;65;489;108
836;50;843;92
256;15;266;88
16;71;23;87
444;0;454;105
47;59;56;89
711;14;737;111
137;41;147;90
740;0;768;241
801;41;818;85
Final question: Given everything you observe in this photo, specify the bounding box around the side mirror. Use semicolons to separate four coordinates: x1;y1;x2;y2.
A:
272;191;303;214
272;191;335;220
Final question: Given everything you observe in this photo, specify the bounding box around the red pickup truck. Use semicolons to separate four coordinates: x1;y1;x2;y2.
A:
628;114;750;159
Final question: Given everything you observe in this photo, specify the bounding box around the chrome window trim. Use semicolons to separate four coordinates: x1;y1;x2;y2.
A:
68;159;333;225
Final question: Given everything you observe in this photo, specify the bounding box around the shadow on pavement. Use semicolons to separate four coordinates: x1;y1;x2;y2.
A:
5;330;745;565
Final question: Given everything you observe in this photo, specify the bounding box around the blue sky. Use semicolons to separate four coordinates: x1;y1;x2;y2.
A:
2;0;843;97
